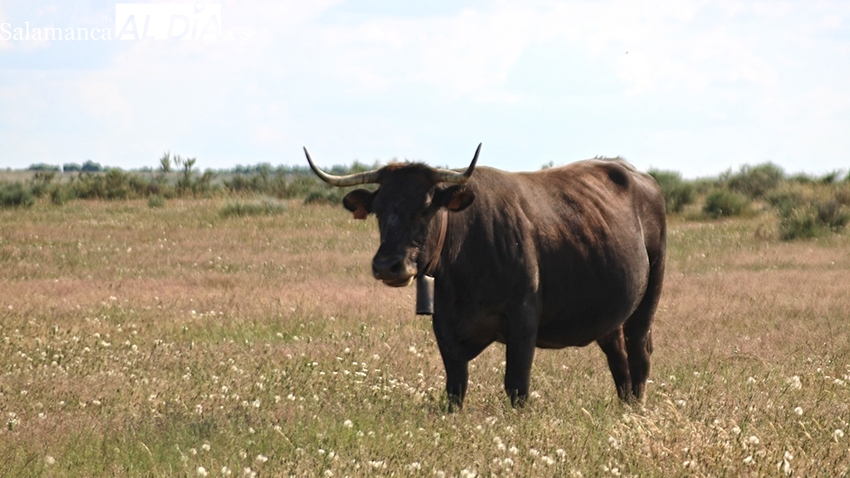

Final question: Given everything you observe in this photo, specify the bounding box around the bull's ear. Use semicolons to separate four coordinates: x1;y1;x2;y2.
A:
343;189;375;219
437;185;475;212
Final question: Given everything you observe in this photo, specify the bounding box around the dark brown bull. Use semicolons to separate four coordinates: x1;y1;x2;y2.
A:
304;144;666;408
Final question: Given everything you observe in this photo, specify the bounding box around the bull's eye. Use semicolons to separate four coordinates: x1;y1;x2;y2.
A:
413;204;432;220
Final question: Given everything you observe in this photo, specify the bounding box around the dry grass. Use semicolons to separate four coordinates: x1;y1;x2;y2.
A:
1;200;849;477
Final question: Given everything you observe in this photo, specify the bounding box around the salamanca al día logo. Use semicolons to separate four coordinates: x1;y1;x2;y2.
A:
115;3;221;40
0;22;112;41
0;3;221;41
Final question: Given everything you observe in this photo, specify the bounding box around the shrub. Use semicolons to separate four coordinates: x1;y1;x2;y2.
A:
779;207;823;240
29;170;57;198
219;199;287;218
766;185;806;217
725;162;784;198
49;186;73;205
703;190;750;218
103;169;133;199
70;170;152;200
80;160;103;172
648;169;695;213
833;186;850;206
0;182;36;208
27;163;60;172
148;195;165;208
303;188;345;205
816;199;850;231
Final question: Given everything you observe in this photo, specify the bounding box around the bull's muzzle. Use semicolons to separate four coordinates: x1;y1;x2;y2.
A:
372;254;416;287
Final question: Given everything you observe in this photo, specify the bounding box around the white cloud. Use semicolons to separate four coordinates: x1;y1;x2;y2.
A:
0;1;848;175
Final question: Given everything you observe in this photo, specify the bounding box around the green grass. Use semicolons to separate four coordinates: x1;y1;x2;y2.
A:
1;200;849;476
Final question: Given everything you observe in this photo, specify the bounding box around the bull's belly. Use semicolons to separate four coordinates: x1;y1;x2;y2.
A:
485;305;636;350
533;259;650;348
533;296;642;348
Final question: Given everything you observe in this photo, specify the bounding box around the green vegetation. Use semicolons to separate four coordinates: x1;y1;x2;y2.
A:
219;198;287;217
723;162;785;198
648;169;695;213
702;189;751;218
147;194;165;208
0;182;36;208
6;155;850;241
9;154;370;211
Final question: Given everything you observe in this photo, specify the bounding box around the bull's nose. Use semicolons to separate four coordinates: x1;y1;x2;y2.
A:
372;255;404;278
372;254;415;286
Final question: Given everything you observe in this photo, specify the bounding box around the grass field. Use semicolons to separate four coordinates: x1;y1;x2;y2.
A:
1;199;849;477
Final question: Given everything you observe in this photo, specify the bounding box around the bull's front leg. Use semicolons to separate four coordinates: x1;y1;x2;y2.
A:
441;356;469;411
433;314;472;412
433;310;493;411
504;301;539;407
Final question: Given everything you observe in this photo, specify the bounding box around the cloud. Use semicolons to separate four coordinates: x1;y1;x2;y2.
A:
0;1;848;175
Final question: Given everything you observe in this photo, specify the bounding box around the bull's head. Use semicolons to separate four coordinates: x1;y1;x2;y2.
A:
304;144;480;287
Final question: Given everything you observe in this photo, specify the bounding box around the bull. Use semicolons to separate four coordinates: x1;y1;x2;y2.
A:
304;144;666;408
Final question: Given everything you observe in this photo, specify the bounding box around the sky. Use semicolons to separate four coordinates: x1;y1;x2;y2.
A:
0;1;848;178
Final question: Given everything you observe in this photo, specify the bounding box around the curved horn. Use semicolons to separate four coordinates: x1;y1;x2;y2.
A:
303;147;381;187
435;143;481;184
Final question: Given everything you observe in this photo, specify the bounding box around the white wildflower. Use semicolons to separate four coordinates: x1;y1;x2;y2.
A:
197;466;208;477
255;454;268;465
834;429;845;441
787;375;802;390
343;419;353;428
793;406;803;416
780;451;793;476
45;455;56;466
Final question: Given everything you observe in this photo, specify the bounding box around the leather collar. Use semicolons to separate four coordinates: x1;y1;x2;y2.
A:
419;209;448;278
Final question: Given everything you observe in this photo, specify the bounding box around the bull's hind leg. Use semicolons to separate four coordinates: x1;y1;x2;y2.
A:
622;252;665;400
597;327;632;401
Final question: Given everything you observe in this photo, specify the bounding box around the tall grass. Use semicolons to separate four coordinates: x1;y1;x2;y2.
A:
219;198;287;217
1;200;848;476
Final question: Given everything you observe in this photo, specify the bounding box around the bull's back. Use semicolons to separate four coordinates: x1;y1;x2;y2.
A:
466;161;664;347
